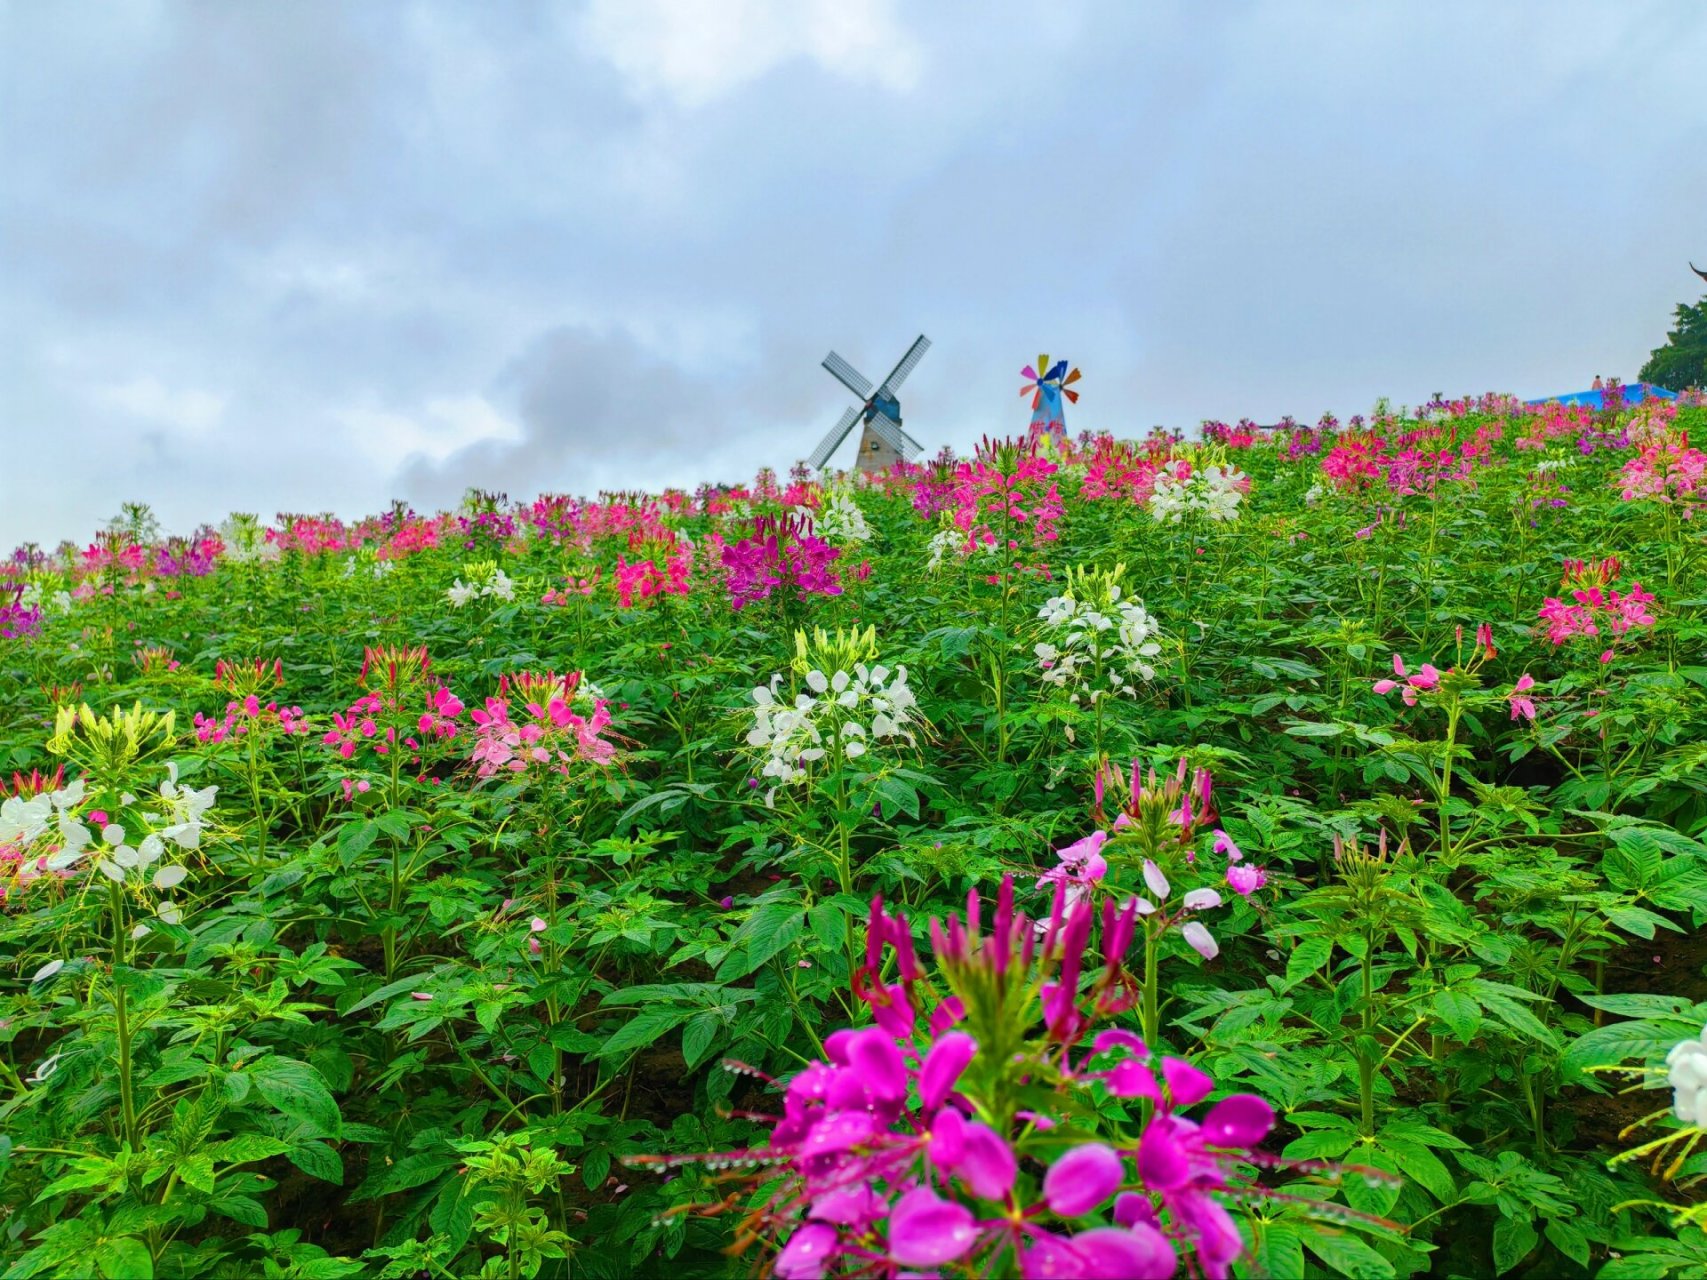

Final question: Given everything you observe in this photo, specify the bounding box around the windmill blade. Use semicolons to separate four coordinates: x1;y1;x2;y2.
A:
1063;367;1082;387
822;351;873;400
808;407;861;470
876;334;931;397
1044;359;1068;383
1694;262;1707;284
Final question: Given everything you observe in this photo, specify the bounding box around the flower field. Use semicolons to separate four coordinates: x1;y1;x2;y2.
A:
3;392;1707;1279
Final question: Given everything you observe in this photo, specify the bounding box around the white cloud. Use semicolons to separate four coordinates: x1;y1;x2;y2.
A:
577;0;922;108
337;394;523;469
98;377;227;433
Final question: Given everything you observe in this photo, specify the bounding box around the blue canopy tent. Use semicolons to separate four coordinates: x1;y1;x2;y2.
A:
1524;383;1678;409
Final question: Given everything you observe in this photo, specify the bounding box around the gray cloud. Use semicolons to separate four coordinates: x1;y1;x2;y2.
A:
2;0;1704;548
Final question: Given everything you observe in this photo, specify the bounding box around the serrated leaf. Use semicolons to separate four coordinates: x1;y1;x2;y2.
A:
1284;936;1333;989
682;1012;720;1071
1432;989;1482;1043
250;1057;341;1138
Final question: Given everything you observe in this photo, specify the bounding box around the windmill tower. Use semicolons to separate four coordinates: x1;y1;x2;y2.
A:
809;335;931;474
1021;355;1081;443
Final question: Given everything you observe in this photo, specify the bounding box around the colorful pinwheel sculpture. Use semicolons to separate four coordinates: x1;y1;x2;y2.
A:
1021;354;1081;442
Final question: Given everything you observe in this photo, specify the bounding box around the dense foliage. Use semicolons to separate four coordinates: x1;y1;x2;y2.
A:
2;391;1706;1279
1640;294;1707;395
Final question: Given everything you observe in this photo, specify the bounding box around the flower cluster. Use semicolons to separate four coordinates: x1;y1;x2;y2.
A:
1;581;43;640
636;872;1289;1279
719;517;843;611
805;490;872;544
615;543;692;608
468;670;616;779
446;560;518;608
193;696;309;744
1078;439;1161;506
1372;623;1501;706
1149;460;1247;523
950;436;1064;554
1034;567;1166;701
217;514;280;564
745;633;918;801
324;687;464;763
1538;564;1658;658
323;647;464;774
1;776;90;905
1618;434;1704;508
3;764;211;927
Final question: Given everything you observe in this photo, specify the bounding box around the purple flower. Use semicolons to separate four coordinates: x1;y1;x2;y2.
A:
1043;1143;1125;1216
887;1185;978;1267
918;1031;977;1111
775;1223;839;1279
1225;864;1267;896
1181;920;1219;960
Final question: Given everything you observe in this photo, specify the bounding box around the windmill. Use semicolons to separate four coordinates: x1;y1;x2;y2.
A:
1021;355;1081;443
809;335;931;474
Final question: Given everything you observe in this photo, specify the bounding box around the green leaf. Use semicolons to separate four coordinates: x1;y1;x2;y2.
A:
1492;1215;1538;1275
374;809;412;840
1597;1254;1680;1279
1578;993;1698;1018
597;1009;691;1060
210;1134;292;1165
871;774;920;821
716;900;805;979
95;1237;153;1280
249;1057;341;1138
207;1194;269;1227
337;820;378;860
1252;1226;1306;1280
681;1012;721;1071
1284;936;1333;989
1604;905;1683;940
1543;1218;1589;1268
288;1140;345;1184
1381;1138;1454;1202
1284;721;1346;737
1432;988;1483;1043
1302;1231;1396;1279
1565;1016;1702;1075
176;1154;216;1195
430;1181;478;1257
1282;1130;1356;1161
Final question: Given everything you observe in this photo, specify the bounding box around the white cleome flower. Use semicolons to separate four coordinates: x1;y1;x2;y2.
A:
154;761;217;850
811;491;872;544
1668;1032;1707;1127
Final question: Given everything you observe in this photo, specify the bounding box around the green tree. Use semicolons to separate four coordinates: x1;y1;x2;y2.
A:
1639;294;1707;391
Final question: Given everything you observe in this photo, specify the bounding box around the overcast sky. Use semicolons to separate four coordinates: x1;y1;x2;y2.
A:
3;1;1704;548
